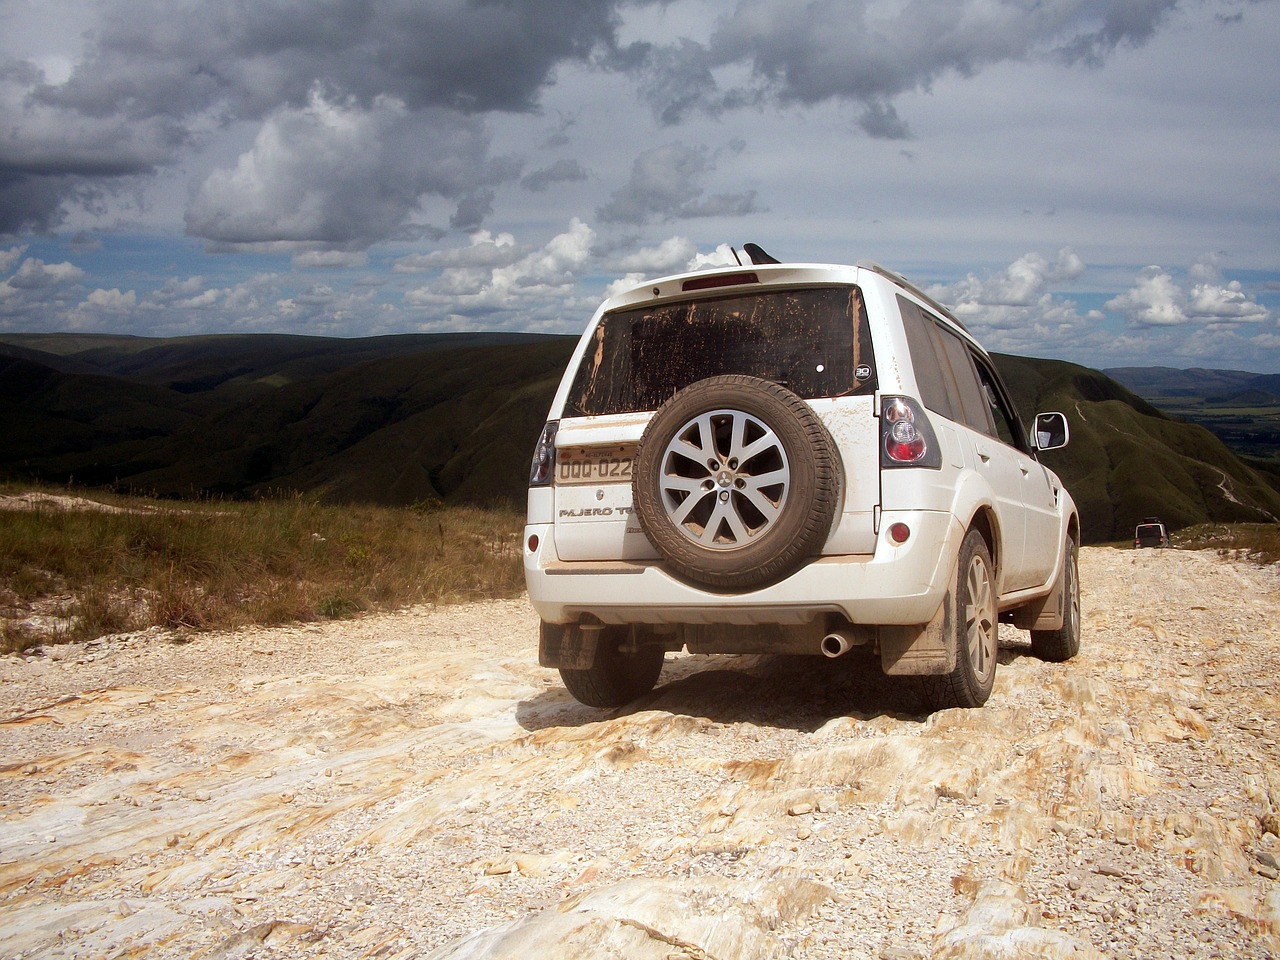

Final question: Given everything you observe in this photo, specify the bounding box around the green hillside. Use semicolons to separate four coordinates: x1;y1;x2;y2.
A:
997;355;1280;542
0;334;575;506
2;333;1277;542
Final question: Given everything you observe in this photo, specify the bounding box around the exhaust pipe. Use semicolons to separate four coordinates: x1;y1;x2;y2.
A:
821;630;857;658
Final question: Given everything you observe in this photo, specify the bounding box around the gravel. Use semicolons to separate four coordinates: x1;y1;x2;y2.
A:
1;546;1278;958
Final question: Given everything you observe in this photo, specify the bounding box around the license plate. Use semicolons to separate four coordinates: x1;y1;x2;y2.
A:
556;446;635;485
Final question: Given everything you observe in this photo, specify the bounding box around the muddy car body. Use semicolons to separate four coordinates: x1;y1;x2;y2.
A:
525;252;1081;709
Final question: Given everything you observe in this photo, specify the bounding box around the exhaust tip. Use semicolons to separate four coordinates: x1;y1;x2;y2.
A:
821;632;853;658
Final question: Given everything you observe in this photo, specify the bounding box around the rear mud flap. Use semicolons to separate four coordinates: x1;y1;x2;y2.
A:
1010;566;1067;632
879;592;955;676
538;621;601;670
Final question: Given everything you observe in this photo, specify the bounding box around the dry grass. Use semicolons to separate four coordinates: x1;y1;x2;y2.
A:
1173;522;1280;566
0;485;525;653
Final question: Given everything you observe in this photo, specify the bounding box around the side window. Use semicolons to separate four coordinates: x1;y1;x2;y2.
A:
933;324;996;436
974;361;1024;450
897;296;959;422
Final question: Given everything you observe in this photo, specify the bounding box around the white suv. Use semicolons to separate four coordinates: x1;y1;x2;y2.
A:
524;248;1080;710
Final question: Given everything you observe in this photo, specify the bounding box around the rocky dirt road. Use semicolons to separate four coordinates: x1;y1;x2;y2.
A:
2;546;1279;959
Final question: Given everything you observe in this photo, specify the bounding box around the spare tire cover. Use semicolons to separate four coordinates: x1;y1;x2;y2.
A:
632;375;838;591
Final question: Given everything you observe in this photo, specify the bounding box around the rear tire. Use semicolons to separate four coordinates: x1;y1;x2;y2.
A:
923;528;998;710
1031;539;1081;662
632;375;837;591
559;626;665;708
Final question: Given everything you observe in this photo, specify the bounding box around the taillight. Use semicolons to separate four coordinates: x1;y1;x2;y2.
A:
880;397;941;469
529;421;558;487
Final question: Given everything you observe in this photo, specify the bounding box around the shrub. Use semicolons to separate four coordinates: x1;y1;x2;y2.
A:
0;484;525;651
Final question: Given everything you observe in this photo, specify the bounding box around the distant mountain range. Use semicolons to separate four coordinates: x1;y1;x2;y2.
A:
1105;366;1280;405
4;332;1279;544
1105;366;1280;471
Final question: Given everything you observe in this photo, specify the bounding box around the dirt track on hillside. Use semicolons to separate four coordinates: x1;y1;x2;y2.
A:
2;547;1279;959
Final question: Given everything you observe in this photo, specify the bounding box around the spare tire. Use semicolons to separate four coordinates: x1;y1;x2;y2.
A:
632;375;838;591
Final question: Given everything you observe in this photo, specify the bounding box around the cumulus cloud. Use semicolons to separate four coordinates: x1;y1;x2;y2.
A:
1188;281;1270;323
6;257;86;289
404;219;594;317
0;245;29;274
394;231;522;273
1106;263;1271;327
601;238;739;298
185;91;516;248
596;143;757;225
944;249;1086;310
1105;266;1186;326
83;288;137;312
608;236;698;275
0;256;87;319
687;243;741;271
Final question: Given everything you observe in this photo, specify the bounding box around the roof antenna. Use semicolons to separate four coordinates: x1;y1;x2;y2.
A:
731;246;743;266
743;242;780;265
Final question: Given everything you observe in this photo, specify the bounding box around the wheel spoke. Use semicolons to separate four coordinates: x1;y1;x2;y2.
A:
667;485;713;526
740;467;789;492
738;484;783;522
672;414;716;463
727;412;750;461
737;432;779;464
965;556;996;679
661;473;706;492
701;497;748;545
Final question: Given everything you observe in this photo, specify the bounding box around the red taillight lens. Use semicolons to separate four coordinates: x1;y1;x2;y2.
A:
888;522;911;544
885;419;927;463
529;422;558;487
880;397;940;469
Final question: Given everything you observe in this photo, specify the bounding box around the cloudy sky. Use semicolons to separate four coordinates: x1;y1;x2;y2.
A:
2;0;1278;373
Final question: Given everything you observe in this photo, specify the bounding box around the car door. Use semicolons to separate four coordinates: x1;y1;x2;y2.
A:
928;324;1032;590
897;296;1029;588
971;359;1059;590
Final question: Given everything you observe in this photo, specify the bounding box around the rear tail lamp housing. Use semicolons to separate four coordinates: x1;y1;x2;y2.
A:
529;421;559;487
880;397;941;469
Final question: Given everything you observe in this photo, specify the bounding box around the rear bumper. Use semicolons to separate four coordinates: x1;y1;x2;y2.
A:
524;509;962;626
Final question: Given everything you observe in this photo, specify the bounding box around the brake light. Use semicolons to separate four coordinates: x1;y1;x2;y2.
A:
681;271;759;292
529;422;558;487
880;397;941;469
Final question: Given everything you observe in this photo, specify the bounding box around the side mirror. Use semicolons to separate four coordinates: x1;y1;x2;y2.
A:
1032;411;1069;451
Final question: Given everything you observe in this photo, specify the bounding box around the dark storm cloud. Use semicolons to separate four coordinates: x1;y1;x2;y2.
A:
633;0;1185;136
0;0;1251;243
596;143;758;225
35;0;626;120
520;159;589;193
3;0;630;239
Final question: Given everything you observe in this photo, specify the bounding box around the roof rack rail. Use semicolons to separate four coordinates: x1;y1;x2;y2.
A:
857;260;968;332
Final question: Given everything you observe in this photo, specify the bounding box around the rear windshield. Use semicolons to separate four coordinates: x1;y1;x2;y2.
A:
564;285;877;417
